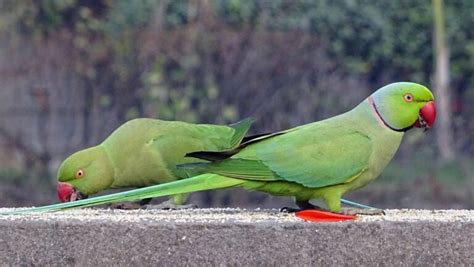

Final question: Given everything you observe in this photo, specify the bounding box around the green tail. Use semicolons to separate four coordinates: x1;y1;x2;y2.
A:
340;199;375;209
1;174;244;215
1;171;374;214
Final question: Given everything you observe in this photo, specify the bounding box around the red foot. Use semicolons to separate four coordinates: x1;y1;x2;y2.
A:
295;210;356;222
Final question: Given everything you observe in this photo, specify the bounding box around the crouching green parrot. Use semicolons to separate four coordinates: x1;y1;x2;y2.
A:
6;82;435;216
56;117;256;208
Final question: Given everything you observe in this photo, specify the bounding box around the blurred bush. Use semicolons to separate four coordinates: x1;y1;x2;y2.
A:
0;0;471;208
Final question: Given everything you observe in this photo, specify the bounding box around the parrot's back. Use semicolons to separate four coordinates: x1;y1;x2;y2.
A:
102;118;251;188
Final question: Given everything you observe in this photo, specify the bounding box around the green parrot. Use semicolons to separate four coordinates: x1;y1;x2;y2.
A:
56;117;256;207
6;82;435;214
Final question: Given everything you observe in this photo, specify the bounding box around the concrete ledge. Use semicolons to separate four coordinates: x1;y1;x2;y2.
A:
0;209;472;265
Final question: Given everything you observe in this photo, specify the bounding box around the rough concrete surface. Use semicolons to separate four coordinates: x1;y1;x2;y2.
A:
0;208;472;266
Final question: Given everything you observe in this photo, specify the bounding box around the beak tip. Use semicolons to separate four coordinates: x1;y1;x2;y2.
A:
417;101;436;129
423;101;436;128
57;182;74;202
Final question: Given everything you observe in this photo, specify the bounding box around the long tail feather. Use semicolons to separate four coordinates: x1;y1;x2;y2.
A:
1;174;244;215
341;198;376;209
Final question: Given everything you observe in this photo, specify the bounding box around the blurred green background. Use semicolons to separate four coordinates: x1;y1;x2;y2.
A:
0;0;471;209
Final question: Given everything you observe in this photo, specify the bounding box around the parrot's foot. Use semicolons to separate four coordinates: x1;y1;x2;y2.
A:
108;198;153;210
280;200;322;213
144;203;198;210
339;208;385;216
280;207;302;213
109;202;143;210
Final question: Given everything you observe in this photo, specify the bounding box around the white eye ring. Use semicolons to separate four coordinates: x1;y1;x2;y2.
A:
76;169;84;178
403;93;413;102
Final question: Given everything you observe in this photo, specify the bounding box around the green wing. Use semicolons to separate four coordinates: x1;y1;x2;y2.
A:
254;126;372;187
186;126;293;161
143;117;255;157
146;117;256;177
227;117;256;148
182;123;373;188
102;117;256;187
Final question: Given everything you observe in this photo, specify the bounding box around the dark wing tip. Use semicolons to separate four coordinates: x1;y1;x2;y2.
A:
185;151;235;161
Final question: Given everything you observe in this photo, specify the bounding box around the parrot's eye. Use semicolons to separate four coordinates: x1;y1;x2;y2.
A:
403;93;413;102
76;169;84;178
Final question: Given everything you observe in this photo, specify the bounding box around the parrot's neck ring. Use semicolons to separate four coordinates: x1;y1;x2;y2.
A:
368;97;411;132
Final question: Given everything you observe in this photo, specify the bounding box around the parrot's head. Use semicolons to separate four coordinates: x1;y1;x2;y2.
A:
56;145;114;202
370;82;436;131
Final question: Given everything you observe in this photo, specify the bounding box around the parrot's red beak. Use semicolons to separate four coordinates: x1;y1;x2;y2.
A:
57;182;74;202
414;101;436;129
57;182;87;202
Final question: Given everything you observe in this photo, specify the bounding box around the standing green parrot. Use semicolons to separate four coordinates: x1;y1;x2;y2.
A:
56;117;256;207
6;82;435;215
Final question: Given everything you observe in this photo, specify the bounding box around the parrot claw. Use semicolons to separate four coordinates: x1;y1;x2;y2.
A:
281;201;322;213
143;199;198;210
280;207;302;213
109;202;143;210
144;202;198;210
340;208;385;216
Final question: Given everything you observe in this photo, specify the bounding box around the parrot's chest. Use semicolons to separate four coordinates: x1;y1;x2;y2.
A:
347;130;403;191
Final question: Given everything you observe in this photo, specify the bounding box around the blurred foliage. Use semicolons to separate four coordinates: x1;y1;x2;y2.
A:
3;0;469;129
0;0;472;207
